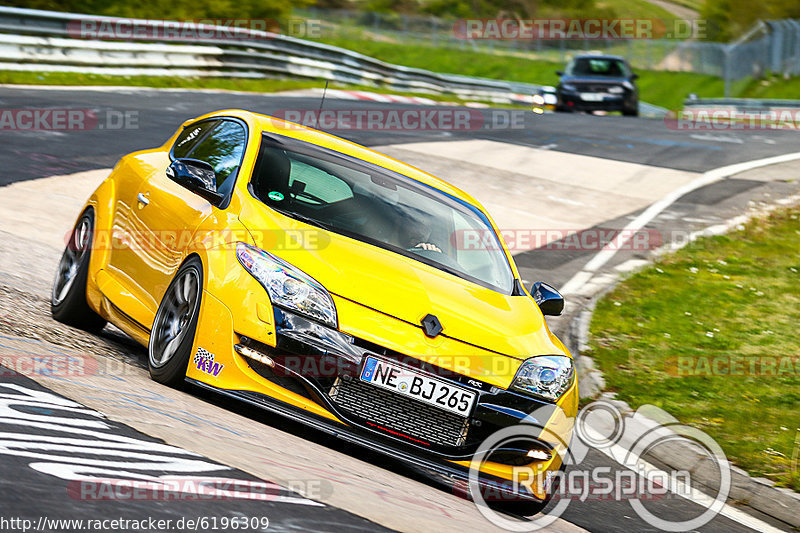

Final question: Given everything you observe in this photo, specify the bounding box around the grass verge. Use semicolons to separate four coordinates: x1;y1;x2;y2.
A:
596;0;678;23
0;71;508;106
3;42;798;111
738;74;800;100
587;205;800;490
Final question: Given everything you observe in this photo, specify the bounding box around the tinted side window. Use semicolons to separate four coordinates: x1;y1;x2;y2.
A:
184;121;247;192
172;120;218;159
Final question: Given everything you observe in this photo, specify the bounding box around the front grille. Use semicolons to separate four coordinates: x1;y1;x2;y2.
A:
575;83;614;92
329;377;469;447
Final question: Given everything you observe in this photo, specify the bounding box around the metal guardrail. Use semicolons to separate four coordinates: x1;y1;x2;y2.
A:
0;6;541;104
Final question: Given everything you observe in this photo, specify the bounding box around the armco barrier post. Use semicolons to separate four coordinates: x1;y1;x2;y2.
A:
723;44;732;97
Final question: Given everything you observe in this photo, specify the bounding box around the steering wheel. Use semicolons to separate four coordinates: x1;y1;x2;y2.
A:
290;189;327;204
407;245;463;272
407;244;443;254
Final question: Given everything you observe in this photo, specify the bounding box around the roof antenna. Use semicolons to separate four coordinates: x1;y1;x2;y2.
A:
314;79;329;131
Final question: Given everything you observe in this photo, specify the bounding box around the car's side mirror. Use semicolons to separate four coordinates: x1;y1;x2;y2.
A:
556;70;564;76
631;73;639;80
530;281;565;316
166;158;224;206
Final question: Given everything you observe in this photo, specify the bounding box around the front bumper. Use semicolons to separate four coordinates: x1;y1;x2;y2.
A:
557;91;632;112
238;308;565;459
189;281;574;501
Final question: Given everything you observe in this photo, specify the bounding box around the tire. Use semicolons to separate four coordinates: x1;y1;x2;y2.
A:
489;498;549;518
623;107;639;117
488;463;564;517
51;210;107;331
148;257;203;386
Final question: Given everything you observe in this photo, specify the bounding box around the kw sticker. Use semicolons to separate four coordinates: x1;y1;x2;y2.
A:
194;348;224;377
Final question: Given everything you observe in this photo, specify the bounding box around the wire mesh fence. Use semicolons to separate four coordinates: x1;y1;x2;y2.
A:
297;9;800;95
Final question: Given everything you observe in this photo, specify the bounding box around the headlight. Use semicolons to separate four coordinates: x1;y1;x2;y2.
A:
511;355;574;401
561;83;577;92
622;81;635;91
236;242;337;328
608;86;624;94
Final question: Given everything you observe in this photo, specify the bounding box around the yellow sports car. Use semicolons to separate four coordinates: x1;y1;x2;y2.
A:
51;109;577;514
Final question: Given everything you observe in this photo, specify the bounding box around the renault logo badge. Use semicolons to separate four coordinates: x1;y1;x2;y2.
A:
421;314;443;338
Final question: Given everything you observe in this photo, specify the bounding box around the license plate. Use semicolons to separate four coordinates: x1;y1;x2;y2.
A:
360;356;476;417
580;92;606;101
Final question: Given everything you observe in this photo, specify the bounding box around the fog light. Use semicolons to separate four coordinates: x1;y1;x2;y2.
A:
235;344;275;367
527;449;552;461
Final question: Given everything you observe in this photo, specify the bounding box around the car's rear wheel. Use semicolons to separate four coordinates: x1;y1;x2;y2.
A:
51;210;107;331
148;257;203;386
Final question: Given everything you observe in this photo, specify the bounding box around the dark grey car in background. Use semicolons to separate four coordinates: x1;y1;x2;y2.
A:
555;55;639;116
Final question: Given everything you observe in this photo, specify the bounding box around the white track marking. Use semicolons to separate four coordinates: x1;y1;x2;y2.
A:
583;424;789;533
560;151;800;295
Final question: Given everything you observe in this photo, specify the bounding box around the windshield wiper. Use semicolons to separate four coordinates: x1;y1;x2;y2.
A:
272;206;337;233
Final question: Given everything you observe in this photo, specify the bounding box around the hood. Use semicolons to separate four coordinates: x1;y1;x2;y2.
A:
239;201;565;358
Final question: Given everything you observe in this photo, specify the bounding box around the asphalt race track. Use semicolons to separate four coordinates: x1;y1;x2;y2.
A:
3;85;800;184
0;370;388;532
1;85;798;533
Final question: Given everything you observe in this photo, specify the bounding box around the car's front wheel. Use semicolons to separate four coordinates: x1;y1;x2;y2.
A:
488;463;564;517
148;257;203;386
51;210;107;331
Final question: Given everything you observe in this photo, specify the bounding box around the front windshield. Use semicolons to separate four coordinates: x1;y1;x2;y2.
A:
567;57;629;77
250;134;515;293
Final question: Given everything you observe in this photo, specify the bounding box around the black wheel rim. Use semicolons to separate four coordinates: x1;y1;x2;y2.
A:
149;267;200;368
52;216;91;306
